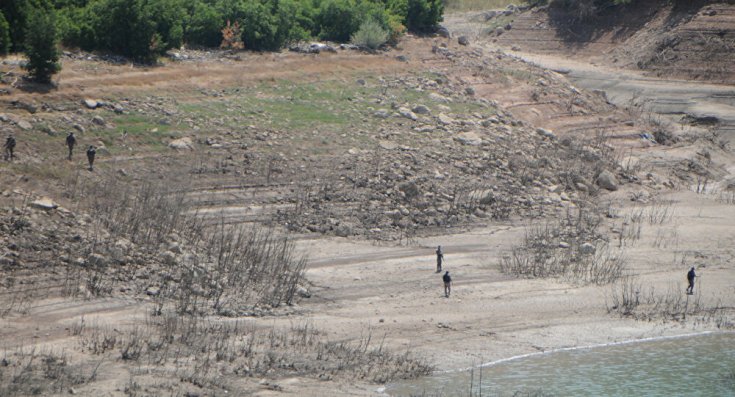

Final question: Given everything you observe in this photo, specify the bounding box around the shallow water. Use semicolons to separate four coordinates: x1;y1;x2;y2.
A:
387;333;735;397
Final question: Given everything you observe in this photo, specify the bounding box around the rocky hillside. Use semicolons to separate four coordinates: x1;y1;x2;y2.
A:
486;1;735;83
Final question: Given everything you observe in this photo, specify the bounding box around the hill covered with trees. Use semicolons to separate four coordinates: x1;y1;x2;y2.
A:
1;0;443;66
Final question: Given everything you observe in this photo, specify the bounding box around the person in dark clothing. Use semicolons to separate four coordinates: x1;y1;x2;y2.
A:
66;132;76;161
443;271;452;298
86;145;96;171
436;245;444;273
686;267;696;294
4;134;16;161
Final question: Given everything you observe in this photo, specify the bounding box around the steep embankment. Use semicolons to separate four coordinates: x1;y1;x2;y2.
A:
491;1;735;84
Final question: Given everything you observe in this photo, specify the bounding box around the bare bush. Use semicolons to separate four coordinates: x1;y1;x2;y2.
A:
73;315;433;391
607;276;733;326
0;348;87;396
73;178;306;315
500;205;626;284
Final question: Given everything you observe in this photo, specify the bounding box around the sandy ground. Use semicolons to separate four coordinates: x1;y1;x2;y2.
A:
2;9;735;396
290;191;735;396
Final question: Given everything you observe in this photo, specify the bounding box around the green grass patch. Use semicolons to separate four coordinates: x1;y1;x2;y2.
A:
108;113;176;150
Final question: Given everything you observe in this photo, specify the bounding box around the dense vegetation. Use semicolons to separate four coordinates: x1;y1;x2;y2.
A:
1;0;443;64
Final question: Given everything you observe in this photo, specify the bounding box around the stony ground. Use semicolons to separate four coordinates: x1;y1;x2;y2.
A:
1;4;735;396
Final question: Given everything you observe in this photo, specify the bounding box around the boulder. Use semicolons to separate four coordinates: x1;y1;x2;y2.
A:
398;181;420;199
91;116;105;126
296;284;311;298
429;93;451;103
145;287;160;296
412;105;430;115
437;113;455;125
596;170;619;191
436;26;451;38
398;107;418;121
580;243;596;255
30;197;58;210
83;99;98;109
465;87;475;96
373;109;390;119
159;251;177;264
87;253;107;267
168;137;194;150
536;128;556;139
458;36;470;46
16;120;32;130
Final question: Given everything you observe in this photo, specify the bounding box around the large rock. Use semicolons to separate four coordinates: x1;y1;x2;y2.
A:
458;36;470;46
83;99;98;109
168;137;194;150
412;105;430;115
429;93;451;103
398;107;418;121
580;243;596;255
16;119;32;130
536;128;556;139
30;197;58;210
596;170;619;191
437;113;455;125
373;109;390;119
436;26;451;38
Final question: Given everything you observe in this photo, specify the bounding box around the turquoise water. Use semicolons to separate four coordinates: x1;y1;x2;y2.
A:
387;333;735;397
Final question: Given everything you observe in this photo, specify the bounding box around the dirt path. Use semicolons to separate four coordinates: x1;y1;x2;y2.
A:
507;51;735;146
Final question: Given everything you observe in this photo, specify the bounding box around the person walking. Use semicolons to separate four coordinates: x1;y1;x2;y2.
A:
443;271;452;298
86;145;96;171
4;134;16;161
686;267;696;294
66;132;76;161
436;245;444;273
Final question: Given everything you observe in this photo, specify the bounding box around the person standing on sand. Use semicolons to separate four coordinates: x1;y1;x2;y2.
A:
66;132;76;161
686;267;696;294
86;145;96;171
443;271;452;298
436;245;444;273
4;134;16;161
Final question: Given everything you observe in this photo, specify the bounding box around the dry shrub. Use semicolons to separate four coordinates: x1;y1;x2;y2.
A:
75;316;433;390
500;204;626;284
0;348;87;396
74;177;305;314
220;20;244;50
607;276;734;327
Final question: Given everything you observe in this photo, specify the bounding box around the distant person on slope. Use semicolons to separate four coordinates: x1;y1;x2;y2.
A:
86;145;96;171
686;267;696;294
66;132;76;161
436;245;444;273
4;134;16;161
443;271;452;298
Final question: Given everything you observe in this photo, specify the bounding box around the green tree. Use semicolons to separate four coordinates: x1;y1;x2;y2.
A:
90;0;159;62
185;1;223;47
145;0;187;50
24;6;61;83
239;0;279;51
0;11;10;55
315;0;360;42
404;0;443;33
57;5;96;50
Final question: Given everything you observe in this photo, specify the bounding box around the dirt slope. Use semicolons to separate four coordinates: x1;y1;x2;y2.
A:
489;1;735;83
